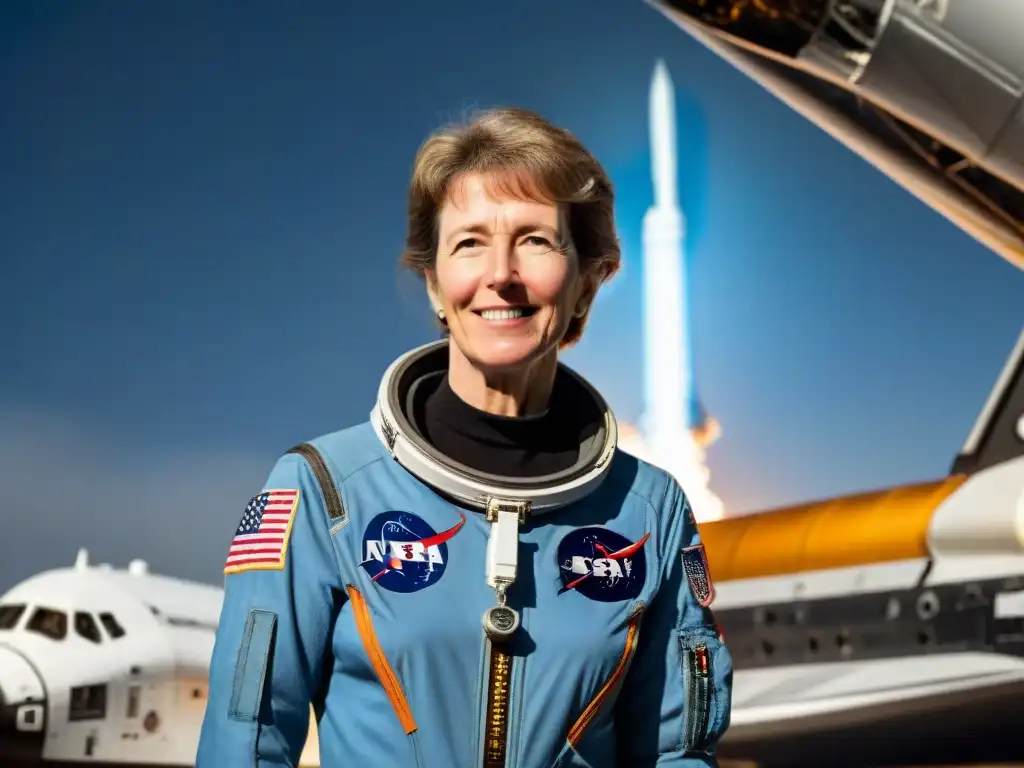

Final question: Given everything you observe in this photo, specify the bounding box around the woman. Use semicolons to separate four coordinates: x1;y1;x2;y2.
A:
197;107;732;767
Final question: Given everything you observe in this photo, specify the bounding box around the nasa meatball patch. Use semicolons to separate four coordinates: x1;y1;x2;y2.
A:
359;511;465;593
557;527;649;602
682;543;714;608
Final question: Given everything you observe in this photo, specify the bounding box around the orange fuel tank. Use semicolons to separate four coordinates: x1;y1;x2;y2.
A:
698;475;968;582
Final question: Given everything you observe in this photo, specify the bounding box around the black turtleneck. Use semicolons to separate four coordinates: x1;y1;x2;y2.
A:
415;373;590;478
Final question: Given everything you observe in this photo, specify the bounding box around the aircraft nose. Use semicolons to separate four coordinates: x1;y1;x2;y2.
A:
0;646;46;765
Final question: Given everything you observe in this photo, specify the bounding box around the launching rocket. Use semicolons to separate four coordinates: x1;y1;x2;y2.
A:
619;60;725;522
641;59;714;450
642;60;690;446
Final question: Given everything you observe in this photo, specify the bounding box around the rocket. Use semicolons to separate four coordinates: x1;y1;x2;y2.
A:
640;60;715;454
649;59;679;211
623;59;724;523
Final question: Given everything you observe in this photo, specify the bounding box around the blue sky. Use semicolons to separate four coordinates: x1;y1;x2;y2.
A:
1;1;1021;588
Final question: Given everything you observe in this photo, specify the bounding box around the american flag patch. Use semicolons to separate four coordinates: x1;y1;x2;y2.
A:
223;489;300;575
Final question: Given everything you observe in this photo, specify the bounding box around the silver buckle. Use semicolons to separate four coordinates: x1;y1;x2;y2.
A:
485;497;530;524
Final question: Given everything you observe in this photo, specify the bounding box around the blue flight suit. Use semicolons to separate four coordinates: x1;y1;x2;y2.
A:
196;421;732;767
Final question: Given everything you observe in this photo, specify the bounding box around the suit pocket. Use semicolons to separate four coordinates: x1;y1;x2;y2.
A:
679;630;730;753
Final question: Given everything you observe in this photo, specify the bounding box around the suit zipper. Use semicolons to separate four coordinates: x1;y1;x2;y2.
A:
565;605;644;749
479;498;530;767
481;642;514;767
347;586;417;734
684;642;711;751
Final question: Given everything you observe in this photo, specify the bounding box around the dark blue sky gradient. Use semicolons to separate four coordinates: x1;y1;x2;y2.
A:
1;1;1021;586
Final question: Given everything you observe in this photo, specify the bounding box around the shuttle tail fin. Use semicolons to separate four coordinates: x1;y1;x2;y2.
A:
950;327;1024;475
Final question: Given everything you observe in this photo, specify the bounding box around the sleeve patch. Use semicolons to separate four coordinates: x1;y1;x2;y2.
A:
228;609;277;722
223;489;300;575
681;543;715;608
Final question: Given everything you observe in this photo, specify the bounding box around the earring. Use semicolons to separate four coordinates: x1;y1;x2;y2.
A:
437;309;447;325
573;300;588;318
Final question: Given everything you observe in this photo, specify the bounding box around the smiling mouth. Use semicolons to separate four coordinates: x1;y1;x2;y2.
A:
473;307;537;321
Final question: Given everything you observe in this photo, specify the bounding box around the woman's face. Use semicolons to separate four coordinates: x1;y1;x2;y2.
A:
429;172;590;373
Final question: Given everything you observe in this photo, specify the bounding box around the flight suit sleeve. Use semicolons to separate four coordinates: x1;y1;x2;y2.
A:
614;480;733;767
196;453;345;768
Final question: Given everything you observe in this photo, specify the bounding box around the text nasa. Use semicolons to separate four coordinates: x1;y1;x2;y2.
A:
364;540;444;566
563;554;636;580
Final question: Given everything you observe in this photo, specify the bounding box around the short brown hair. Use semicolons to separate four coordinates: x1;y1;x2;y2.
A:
400;107;621;347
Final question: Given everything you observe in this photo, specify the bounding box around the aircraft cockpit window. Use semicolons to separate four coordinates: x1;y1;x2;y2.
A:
74;612;102;644
98;612;126;639
26;607;67;640
0;604;26;630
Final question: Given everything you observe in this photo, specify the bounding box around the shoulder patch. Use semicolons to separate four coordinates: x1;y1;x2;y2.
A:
224;489;300;575
681;543;714;608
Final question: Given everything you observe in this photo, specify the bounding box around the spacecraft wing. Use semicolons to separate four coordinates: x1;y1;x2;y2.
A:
730;651;1024;734
721;652;1024;765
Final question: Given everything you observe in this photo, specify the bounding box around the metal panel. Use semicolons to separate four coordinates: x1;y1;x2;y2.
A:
857;8;1022;157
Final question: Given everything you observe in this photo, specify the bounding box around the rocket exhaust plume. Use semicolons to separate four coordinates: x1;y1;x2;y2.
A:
618;60;726;524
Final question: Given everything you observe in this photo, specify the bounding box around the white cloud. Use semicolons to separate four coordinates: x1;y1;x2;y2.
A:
0;406;271;591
